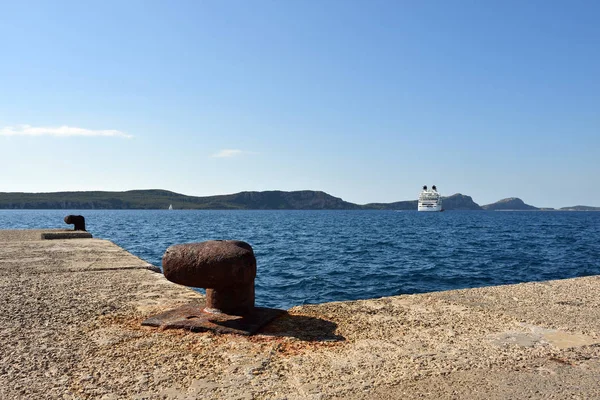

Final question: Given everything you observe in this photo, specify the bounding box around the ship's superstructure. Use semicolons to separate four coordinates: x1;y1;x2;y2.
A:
418;185;443;212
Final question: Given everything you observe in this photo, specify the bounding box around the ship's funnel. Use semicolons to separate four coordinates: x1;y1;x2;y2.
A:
423;185;427;191
432;185;437;191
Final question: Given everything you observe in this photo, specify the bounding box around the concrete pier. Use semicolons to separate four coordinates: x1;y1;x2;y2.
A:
1;230;600;399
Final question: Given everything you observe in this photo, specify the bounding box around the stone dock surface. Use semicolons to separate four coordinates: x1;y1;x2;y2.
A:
1;230;600;399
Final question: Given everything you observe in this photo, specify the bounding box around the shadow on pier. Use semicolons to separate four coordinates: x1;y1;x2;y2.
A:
259;312;345;342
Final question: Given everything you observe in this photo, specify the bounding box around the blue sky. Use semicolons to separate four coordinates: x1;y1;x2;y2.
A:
1;1;598;208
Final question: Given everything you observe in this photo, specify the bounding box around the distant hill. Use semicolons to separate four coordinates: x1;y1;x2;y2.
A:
363;193;481;210
362;193;482;210
362;200;417;210
197;191;362;210
443;194;482;210
560;205;600;211
482;197;538;211
0;190;361;210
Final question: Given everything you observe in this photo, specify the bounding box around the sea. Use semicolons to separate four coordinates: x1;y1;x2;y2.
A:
1;209;599;310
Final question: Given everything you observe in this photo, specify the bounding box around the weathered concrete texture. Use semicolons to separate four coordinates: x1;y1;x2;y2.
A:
1;230;600;399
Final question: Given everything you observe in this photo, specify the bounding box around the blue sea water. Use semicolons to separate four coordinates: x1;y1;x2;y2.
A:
1;210;599;309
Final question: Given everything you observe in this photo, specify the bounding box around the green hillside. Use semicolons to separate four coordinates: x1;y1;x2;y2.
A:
0;190;360;210
482;198;538;211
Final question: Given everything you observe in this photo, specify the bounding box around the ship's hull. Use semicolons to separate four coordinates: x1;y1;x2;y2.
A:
418;203;443;212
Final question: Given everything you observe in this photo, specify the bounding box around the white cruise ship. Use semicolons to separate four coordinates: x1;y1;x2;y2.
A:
418;185;443;212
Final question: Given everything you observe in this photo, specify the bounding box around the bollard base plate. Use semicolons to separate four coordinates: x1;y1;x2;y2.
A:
40;230;93;240
142;302;285;336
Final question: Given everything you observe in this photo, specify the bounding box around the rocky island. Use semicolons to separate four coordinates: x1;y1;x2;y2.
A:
482;197;539;211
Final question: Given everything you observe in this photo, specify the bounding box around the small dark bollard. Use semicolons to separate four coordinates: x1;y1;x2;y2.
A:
142;240;284;335
64;215;86;231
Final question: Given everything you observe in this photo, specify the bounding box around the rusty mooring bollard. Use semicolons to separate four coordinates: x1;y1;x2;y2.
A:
163;240;256;315
64;215;86;231
142;239;284;335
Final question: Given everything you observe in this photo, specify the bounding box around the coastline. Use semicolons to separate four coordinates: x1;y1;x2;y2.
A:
1;189;598;211
2;229;600;399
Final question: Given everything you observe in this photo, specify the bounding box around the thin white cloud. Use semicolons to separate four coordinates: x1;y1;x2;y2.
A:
0;125;133;139
211;149;244;158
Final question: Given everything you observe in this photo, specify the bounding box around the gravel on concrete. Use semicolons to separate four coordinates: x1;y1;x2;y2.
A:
1;229;599;399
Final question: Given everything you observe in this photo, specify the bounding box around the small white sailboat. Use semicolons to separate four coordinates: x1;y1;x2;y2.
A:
168;204;173;210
